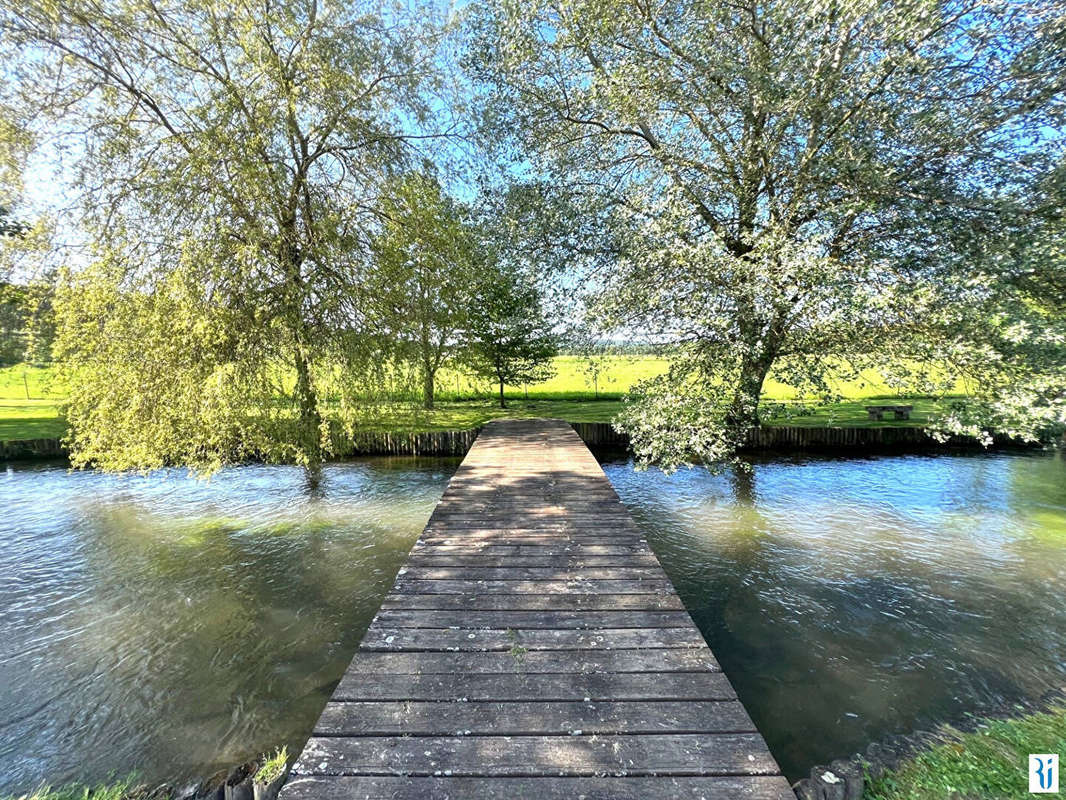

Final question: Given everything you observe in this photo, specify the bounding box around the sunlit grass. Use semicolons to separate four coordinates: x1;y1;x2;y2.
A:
0;360;953;442
255;747;289;785
866;705;1066;799
1;776;152;800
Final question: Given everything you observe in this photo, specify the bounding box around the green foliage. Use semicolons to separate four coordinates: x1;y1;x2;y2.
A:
866;706;1066;800
0;280;55;366
464;263;558;408
2;0;449;472
0;358;959;441
370;171;478;409
255;747;289;786
469;0;1066;469
0;775;155;800
0;206;28;239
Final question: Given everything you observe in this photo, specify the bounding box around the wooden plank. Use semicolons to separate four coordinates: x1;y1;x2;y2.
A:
360;626;705;652
330;671;738;702
372;609;694;629
405;554;662;567
393;579;675;594
336;648;720;678
282;775;794;800
377;593;686;611
419;531;646;542
398;566;667;581
292;733;782;777
313;700;755;736
410;544;646;556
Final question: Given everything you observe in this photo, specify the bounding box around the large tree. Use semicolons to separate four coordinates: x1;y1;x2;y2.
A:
370;171;477;409
468;0;1066;467
1;0;449;471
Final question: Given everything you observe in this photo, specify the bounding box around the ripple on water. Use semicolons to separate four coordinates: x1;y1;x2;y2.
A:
0;457;457;794
602;450;1066;781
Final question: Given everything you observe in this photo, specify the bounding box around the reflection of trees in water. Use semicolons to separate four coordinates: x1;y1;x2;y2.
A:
729;461;756;505
56;466;448;786
607;453;1066;780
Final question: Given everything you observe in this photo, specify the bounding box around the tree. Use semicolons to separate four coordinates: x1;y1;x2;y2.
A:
0;282;26;364
2;0;448;472
464;264;557;408
370;171;477;409
468;0;1066;468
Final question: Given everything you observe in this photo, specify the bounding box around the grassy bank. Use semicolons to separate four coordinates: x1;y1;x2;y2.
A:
2;777;151;800
0;359;951;442
867;705;1066;799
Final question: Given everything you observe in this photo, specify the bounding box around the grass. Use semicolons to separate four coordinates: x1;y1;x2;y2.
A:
0;776;159;800
866;705;1066;799
0;364;66;440
0;358;953;442
255;747;288;785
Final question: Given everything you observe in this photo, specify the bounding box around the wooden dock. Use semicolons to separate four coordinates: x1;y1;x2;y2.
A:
282;419;792;800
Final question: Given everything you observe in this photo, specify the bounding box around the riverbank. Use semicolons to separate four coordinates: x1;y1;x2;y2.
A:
866;704;1066;799
795;701;1066;800
2;419;1044;462
2;750;290;800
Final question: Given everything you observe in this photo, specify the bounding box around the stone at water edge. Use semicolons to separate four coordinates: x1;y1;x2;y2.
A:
829;757;864;798
809;767;847;800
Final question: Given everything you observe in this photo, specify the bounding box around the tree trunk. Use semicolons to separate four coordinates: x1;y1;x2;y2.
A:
725;329;780;434
498;378;506;409
422;364;435;410
278;215;323;470
293;340;322;467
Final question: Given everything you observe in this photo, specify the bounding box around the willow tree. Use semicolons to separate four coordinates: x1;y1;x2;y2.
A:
468;0;1066;467
1;0;446;471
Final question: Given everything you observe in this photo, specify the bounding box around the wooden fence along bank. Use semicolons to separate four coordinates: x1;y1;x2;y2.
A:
280;419;793;800
0;421;1035;461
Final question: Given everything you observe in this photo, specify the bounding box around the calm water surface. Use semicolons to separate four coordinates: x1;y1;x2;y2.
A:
0;458;456;794
2;450;1065;790
602;450;1066;781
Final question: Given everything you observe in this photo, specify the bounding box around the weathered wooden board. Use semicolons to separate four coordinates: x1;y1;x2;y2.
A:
329;671;738;702
282;419;791;800
282;775;794;800
360;626;706;651
405;554;662;567
393;578;676;594
372;609;694;629
293;733;782;777
398;565;668;581
335;647;721;676
377;592;686;611
313;700;755;736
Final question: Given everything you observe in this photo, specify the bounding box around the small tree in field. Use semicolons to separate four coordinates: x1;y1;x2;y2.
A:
464;266;556;409
371;172;477;410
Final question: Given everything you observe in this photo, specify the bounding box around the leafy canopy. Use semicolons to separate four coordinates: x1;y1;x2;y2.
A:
2;0;450;471
468;0;1066;468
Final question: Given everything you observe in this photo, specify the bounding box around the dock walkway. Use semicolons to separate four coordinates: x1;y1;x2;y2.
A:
282;419;792;799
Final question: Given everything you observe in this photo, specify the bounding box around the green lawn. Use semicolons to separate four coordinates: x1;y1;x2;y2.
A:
0;359;951;442
0;365;66;440
866;705;1066;799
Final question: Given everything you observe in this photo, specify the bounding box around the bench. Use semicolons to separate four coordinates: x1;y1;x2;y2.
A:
865;404;913;421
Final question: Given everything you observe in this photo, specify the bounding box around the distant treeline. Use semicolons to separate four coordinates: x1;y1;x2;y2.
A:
0;281;54;367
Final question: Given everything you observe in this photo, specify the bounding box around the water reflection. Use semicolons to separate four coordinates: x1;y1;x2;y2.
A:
603;451;1066;782
0;458;456;794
